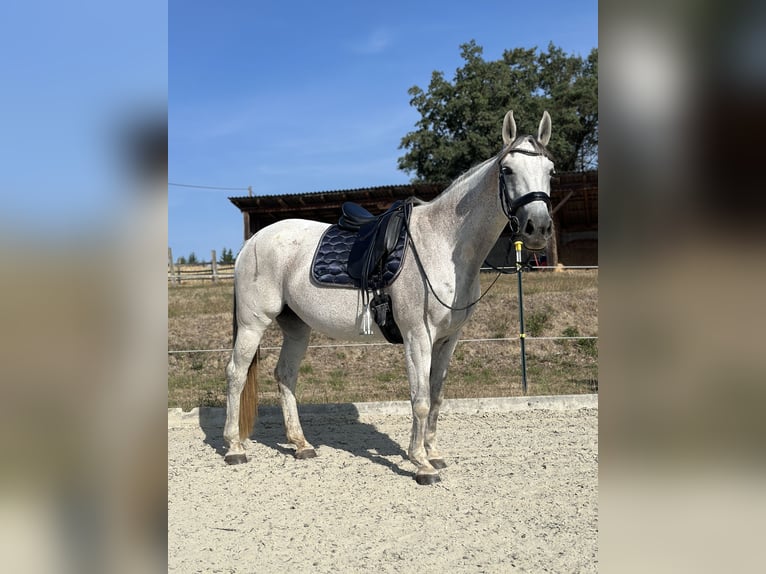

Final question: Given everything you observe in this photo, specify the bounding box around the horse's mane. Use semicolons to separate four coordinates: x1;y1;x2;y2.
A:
449;157;496;187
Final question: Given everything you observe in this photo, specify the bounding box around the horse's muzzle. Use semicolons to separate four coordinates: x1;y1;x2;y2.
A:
518;213;553;251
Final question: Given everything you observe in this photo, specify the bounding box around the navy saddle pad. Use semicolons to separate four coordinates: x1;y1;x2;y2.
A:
311;222;408;289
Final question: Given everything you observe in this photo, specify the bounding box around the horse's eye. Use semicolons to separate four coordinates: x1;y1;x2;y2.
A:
501;167;513;176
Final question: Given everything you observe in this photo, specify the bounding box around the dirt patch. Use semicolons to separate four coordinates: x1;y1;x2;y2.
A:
168;406;598;573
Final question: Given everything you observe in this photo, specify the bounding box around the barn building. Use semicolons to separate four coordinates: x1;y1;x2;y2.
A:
229;170;597;266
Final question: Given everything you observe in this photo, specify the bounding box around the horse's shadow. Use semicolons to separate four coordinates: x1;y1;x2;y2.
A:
199;405;412;479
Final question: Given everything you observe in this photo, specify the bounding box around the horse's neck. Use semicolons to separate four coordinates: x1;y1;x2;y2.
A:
421;158;508;273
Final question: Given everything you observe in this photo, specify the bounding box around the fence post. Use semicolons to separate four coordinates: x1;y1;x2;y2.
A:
168;247;177;285
211;250;218;283
515;241;528;395
547;229;559;268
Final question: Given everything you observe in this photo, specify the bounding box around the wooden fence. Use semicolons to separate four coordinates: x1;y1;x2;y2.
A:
168;248;235;284
168;247;598;285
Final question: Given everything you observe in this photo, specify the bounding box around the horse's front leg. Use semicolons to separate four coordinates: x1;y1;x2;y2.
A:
404;332;440;484
425;334;461;470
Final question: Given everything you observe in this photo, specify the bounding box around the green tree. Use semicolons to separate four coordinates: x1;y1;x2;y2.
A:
219;247;234;264
187;252;198;265
398;41;598;182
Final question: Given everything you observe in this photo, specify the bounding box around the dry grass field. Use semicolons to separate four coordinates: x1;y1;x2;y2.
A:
168;270;597;410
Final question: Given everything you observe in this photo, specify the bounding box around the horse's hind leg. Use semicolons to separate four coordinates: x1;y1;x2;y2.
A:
275;309;316;459
223;321;268;464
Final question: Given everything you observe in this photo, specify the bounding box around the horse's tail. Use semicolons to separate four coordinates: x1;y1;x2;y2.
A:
232;288;259;441
239;350;259;441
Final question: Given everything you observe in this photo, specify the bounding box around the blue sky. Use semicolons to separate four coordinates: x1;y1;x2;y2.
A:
0;2;166;236
170;0;597;260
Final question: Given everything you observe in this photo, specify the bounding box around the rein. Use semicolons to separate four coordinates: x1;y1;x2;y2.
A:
402;213;505;312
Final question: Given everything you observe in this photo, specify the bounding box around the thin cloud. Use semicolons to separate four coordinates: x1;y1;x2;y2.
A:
351;27;393;54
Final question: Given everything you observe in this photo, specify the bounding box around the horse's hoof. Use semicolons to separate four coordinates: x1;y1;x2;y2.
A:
429;458;447;469
415;473;441;485
224;453;248;465
295;448;317;460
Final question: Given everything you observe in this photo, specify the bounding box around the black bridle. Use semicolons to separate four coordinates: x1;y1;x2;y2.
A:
498;147;552;233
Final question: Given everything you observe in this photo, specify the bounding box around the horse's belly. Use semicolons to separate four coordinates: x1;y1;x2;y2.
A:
266;221;386;342
287;284;389;342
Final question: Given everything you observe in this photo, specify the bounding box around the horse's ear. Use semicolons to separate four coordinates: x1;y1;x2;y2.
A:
538;111;552;146
502;110;516;146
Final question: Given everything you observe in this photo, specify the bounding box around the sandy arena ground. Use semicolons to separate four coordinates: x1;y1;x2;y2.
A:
168;400;598;573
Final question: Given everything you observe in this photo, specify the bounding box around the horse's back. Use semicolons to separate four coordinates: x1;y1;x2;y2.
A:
234;218;327;309
238;218;328;272
247;218;328;247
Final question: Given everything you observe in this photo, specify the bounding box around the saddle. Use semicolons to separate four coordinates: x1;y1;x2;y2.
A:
341;200;411;288
310;199;414;344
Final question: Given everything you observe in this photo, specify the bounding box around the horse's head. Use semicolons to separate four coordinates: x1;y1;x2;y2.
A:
498;111;555;251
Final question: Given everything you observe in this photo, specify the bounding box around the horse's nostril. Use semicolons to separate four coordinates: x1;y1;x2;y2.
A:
546;221;553;236
524;219;535;235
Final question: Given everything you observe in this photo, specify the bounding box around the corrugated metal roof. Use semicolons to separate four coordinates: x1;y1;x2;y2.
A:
229;182;445;206
229;172;595;202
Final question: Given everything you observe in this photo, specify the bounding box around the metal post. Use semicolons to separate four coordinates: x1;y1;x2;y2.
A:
515;241;528;394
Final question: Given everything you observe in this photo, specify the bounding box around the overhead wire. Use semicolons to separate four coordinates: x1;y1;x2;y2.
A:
169;182;249;191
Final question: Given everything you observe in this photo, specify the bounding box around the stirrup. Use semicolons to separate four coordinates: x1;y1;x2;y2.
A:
359;301;374;336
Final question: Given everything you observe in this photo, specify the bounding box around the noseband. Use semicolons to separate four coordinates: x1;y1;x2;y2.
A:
498;147;552;233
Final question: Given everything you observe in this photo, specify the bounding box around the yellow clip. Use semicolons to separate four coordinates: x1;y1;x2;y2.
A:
519;333;526;338
514;240;523;252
